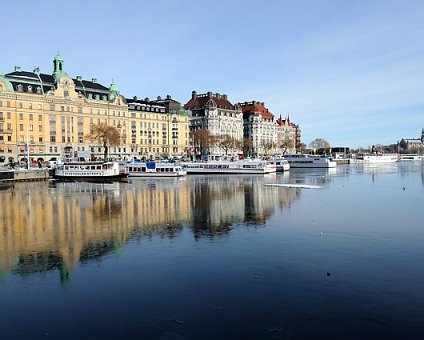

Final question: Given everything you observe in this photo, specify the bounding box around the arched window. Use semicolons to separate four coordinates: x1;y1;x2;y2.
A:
0;84;3;92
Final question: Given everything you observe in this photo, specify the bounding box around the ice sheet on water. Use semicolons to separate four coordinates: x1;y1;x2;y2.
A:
265;183;322;189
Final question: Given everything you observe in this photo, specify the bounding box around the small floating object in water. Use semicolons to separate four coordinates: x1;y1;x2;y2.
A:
402;187;406;191
320;232;323;236
326;272;331;277
171;319;185;324
265;183;322;189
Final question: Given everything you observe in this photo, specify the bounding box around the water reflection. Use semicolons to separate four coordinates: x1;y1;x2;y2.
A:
0;176;300;282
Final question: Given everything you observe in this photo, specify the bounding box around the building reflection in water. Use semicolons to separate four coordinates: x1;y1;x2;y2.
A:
0;176;300;283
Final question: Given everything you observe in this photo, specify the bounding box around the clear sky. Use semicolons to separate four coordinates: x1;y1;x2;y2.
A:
1;0;423;148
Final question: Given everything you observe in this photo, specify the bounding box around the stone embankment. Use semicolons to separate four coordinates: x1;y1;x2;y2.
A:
0;169;51;182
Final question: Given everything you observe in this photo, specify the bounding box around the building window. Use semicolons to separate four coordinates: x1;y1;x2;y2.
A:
19;124;24;131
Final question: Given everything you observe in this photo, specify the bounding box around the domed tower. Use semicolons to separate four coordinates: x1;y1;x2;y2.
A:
53;52;65;81
108;80;120;102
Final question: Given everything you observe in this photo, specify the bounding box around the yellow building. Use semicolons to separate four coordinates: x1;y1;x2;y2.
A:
0;53;189;165
127;96;189;160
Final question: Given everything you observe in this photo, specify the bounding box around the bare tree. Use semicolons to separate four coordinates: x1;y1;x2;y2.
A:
85;123;120;160
242;138;253;158
263;141;276;156
280;137;294;155
297;142;307;154
193;129;217;158
309;138;330;149
219;134;236;155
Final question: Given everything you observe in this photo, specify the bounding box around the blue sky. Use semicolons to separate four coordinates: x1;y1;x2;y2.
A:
2;0;423;148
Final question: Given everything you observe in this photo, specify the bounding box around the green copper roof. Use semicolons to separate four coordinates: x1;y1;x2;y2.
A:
109;80;119;93
54;51;64;62
0;72;15;91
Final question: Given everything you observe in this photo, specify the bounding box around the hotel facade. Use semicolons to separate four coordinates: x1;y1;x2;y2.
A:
0;53;189;165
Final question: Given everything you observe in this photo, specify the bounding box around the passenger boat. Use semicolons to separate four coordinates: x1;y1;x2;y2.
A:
126;161;187;177
268;158;290;172
54;159;128;180
400;154;424;161
356;154;400;163
283;154;337;168
182;159;276;174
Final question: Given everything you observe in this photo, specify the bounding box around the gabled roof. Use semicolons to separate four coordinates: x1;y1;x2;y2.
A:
240;101;274;120
184;92;238;111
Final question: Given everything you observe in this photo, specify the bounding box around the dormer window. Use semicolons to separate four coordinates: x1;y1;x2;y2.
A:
36;86;42;94
17;84;23;92
95;94;100;100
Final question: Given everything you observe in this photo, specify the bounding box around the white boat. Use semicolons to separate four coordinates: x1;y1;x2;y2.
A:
400;154;424;161
54;159;128;180
182;159;276;174
126;161;187;177
268;158;290;172
283;154;337;168
356;154;399;163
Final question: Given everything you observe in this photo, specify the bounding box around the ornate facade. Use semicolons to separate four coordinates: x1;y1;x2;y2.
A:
184;91;243;158
240;101;277;156
127;96;189;160
0;54;189;164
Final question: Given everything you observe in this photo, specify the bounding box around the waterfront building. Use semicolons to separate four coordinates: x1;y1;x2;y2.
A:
126;96;189;160
150;95;190;159
0;53;129;164
276;115;298;154
0;54;190;165
239;101;277;156
184;91;243;159
399;128;424;152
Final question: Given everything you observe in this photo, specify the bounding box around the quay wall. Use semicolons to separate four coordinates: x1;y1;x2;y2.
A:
0;169;50;182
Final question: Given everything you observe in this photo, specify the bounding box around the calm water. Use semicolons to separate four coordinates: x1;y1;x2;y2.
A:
1;162;423;339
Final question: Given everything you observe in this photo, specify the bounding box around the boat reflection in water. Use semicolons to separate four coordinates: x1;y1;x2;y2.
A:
0;175;300;284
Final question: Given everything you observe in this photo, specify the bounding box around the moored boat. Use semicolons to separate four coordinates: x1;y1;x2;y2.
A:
268;158;290;172
356;154;399;163
54;159;128;180
126;161;187;177
182;159;276;174
400;154;424;161
283;154;337;168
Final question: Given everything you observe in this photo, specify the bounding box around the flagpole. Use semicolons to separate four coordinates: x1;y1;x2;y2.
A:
26;127;30;170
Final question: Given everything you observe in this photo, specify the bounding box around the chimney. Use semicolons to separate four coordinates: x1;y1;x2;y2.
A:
145;97;149;102
166;94;171;100
76;75;82;81
14;66;21;72
192;91;197;99
223;94;227;100
133;96;138;101
207;91;212;98
157;96;161;101
216;92;220;98
33;67;40;74
92;78;97;83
